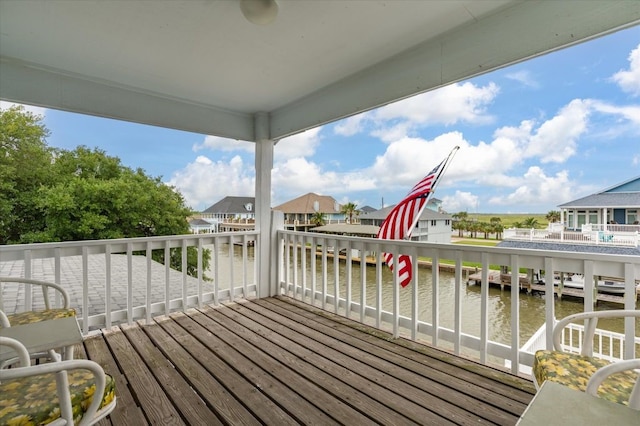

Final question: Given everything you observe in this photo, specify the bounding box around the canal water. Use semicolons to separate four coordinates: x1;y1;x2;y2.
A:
214;245;636;347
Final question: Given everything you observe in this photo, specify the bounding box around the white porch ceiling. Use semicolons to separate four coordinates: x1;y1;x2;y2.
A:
1;1;639;142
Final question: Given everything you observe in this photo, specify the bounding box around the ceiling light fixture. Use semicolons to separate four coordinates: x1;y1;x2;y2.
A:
240;0;278;26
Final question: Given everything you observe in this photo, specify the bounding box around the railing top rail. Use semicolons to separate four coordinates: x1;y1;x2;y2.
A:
0;231;259;252
280;229;640;265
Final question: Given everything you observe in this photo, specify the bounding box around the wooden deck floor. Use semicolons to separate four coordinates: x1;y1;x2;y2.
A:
78;296;536;425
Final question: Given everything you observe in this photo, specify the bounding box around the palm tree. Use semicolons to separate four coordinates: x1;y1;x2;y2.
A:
490;217;504;239
452;211;469;237
310;211;326;227
340;202;358;224
546;210;561;223
522;217;539;228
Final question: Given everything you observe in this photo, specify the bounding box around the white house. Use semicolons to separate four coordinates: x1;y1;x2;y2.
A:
558;176;640;230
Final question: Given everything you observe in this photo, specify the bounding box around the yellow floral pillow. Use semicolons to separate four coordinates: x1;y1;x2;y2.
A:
533;349;638;406
0;369;115;425
2;308;77;328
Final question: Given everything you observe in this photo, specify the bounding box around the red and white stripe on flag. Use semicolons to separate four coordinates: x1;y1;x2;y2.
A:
377;161;443;287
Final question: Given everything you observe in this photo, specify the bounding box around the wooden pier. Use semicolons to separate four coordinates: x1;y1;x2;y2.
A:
467;270;636;305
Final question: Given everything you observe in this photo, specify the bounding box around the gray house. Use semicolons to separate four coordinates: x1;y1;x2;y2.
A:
558;176;640;230
360;205;452;243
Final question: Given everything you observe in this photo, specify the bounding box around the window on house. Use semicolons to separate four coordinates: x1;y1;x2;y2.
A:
431;220;436;226
627;210;638;224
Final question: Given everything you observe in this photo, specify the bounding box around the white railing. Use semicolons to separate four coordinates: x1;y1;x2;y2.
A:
277;229;640;375
0;232;258;334
503;227;640;247
517;320;640;372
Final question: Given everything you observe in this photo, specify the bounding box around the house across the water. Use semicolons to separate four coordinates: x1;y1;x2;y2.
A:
559;175;640;231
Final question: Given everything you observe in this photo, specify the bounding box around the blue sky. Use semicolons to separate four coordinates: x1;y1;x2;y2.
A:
3;26;640;214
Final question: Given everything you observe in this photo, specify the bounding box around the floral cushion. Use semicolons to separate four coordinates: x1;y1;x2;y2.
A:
533;349;639;406
2;308;77;328
0;369;115;425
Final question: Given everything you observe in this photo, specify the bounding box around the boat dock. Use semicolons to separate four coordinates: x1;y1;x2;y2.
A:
467;270;637;305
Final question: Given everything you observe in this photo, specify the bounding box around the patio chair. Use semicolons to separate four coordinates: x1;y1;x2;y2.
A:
533;310;640;409
1;277;77;366
0;336;116;425
0;276;76;328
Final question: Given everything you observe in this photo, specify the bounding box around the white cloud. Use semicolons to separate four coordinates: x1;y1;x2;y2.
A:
167;155;254;210
505;70;540;89
275;127;322;160
441;191;479;213
526;99;591;163
334;113;368;136
373;81;499;127
271;157;375;205
0;101;47;117
193;135;253;153
611;43;640;96
487;167;576;208
488;99;594;166
591;101;640;126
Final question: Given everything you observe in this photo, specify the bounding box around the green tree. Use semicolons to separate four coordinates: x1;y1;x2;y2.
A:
0;106;53;244
546;210;561;223
340;202;358;224
452;211;469;237
522;217;539;228
0;107;209;278
490;217;504;239
310;211;326;226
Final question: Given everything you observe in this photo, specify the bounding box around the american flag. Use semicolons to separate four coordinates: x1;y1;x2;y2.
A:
377;148;457;287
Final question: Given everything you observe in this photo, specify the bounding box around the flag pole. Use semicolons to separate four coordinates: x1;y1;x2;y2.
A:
403;145;459;239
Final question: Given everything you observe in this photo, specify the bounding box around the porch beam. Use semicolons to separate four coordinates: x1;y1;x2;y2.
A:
0;57;254;141
269;1;640;140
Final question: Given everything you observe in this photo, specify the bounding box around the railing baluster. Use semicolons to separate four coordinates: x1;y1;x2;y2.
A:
198;238;203;306
510;254;520;375
228;235;234;302
321;240;327;311
82;246;89;334
346;241;352;319
105;244;112;328
359;241;366;324
410;246;418;341
146;242;152;322
454;250;462;355
127;242;133;325
164;240;171;316
311;235;317;306
431;250;439;346
375;245;382;330
182;239;188;310
213;236;219;306
479;252;489;365
333;238;339;315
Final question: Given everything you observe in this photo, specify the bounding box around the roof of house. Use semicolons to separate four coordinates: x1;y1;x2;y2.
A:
202;196;255;214
310;224;379;236
558;177;640;208
497;240;640;256
360;205;452;220
273;193;341;214
189;218;213;226
359;205;377;213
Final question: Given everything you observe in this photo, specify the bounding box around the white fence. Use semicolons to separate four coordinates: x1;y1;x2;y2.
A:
277;230;640;375
503;227;640;247
2;227;639;376
0;232;258;334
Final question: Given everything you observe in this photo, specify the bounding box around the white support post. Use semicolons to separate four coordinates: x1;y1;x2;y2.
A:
255;112;274;298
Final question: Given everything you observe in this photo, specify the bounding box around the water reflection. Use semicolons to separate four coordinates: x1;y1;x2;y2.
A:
211;244;636;345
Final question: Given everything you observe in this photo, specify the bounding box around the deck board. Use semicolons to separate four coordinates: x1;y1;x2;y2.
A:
83;296;535;425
